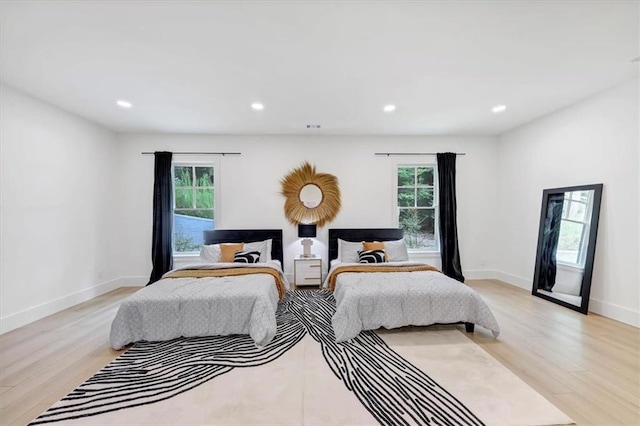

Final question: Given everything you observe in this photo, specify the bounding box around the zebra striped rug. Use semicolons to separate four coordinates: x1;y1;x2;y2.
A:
30;291;572;425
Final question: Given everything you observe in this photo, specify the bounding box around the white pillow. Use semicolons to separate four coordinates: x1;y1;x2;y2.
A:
384;238;409;262
200;244;221;263
337;239;363;263
200;239;272;263
265;239;273;261
244;239;271;263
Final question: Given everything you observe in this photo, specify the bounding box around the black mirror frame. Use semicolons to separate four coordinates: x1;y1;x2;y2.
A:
531;183;603;314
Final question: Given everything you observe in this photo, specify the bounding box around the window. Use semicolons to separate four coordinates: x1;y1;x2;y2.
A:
557;190;592;266
396;165;438;251
172;165;215;254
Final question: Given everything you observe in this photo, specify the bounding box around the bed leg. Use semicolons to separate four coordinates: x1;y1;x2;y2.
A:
464;323;475;333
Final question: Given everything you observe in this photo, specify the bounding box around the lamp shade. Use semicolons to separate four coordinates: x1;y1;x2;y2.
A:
298;224;317;238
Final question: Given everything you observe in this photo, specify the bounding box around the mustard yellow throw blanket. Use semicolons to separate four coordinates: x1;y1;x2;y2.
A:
165;267;286;300
327;264;440;291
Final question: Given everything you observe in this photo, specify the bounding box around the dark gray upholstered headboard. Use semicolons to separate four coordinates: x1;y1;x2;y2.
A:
328;228;404;271
203;229;283;265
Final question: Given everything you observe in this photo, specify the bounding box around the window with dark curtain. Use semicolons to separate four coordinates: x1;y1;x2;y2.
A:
148;151;173;284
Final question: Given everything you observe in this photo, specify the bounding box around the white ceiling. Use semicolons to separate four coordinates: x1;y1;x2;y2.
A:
1;1;638;136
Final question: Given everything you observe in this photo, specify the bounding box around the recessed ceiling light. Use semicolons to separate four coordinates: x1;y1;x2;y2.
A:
251;102;264;111
383;104;396;112
116;100;132;109
491;105;506;114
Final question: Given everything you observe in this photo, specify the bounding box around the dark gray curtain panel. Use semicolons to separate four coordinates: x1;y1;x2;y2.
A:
437;153;464;282
148;151;173;284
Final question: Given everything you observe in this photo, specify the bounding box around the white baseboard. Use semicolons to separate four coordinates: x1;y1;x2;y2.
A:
487;270;640;328
465;268;532;289
491;270;532;290
0;276;149;335
1;278;112;334
588;298;640;327
117;276;148;287
448;268;530;287
464;269;499;280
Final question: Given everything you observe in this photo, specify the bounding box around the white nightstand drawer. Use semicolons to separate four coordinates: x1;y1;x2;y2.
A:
296;262;321;273
297;276;322;285
294;257;322;287
296;270;321;279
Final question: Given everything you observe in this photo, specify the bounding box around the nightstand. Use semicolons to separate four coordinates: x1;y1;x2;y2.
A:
294;255;322;288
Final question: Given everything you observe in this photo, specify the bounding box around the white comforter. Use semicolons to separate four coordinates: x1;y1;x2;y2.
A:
325;262;500;342
110;261;289;349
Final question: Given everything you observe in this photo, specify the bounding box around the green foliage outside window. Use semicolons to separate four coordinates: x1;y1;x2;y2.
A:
174;233;201;252
397;166;437;250
174;167;214;219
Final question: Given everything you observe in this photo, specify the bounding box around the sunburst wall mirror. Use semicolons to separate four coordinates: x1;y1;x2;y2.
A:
280;162;341;227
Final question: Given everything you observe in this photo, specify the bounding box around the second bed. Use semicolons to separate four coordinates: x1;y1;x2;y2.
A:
325;228;500;342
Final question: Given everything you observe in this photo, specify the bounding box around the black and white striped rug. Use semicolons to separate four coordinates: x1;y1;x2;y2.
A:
30;291;572;426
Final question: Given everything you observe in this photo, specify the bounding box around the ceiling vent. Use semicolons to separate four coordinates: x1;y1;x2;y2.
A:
306;124;321;129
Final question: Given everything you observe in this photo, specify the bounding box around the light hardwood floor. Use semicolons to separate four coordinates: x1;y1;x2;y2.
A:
1;280;638;425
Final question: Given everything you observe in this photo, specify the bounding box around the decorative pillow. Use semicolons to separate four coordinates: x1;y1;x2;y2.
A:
362;241;387;261
220;243;244;262
200;239;273;263
358;249;387;264
362;241;385;251
233;250;261;264
384;238;409;262
200;244;221;263
338;239;363;263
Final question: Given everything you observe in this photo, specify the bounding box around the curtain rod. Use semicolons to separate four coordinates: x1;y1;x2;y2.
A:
141;152;241;156
374;152;466;156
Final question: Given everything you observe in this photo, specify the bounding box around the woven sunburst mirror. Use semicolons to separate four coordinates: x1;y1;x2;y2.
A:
280;162;341;227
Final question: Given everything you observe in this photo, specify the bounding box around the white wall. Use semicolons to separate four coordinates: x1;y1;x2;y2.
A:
116;134;499;282
3;78;636;332
496;79;639;326
0;84;121;333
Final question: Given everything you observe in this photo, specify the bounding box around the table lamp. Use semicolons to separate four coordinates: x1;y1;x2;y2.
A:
298;224;317;258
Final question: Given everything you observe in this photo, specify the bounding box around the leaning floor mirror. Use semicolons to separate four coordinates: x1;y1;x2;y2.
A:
532;183;603;314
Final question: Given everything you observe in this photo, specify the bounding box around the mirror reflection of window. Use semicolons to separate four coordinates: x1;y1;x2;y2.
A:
557;190;593;266
532;183;602;314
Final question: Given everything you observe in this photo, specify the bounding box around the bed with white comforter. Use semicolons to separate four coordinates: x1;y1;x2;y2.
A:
110;261;289;349
326;261;500;342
